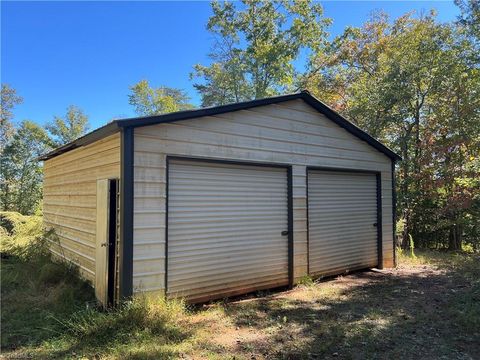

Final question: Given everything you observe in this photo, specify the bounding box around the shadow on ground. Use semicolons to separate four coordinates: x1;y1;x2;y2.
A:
2;251;479;359
1;251;193;359
219;254;480;359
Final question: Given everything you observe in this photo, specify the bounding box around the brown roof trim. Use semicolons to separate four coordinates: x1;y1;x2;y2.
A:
39;91;401;161
39;122;120;160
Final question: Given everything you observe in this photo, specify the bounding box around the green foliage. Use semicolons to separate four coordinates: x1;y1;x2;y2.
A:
297;274;315;287
303;10;480;252
456;0;480;49
0;84;49;214
0;211;43;249
192;0;330;106
0;83;23;154
1;214;94;349
409;234;416;258
45;105;90;147
129;79;194;116
0;211;29;234
396;218;405;236
0;122;51;214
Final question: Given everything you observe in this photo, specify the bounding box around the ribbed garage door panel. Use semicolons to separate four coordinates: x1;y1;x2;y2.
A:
167;159;289;301
308;170;378;276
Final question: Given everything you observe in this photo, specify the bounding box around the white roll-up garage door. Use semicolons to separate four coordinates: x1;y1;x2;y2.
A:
167;159;289;302
308;170;378;276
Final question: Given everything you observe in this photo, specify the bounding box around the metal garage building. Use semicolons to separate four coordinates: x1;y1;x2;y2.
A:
41;91;401;305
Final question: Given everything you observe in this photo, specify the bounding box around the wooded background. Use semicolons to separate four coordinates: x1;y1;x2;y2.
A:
1;0;478;253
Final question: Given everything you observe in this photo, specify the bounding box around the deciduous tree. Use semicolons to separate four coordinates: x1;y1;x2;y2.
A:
1;121;51;214
303;10;480;251
0;84;23;154
128;80;193;116
46;105;90;147
192;0;330;106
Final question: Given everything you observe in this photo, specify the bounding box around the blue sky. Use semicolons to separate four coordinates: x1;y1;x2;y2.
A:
2;1;459;130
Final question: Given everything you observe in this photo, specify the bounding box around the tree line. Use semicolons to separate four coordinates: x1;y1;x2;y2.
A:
0;88;90;214
1;0;478;252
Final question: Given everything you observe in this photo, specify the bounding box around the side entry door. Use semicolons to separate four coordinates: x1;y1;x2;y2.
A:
95;179;119;306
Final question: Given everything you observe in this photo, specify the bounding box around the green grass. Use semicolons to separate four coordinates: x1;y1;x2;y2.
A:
1;212;94;351
2;212;479;359
1;212;191;359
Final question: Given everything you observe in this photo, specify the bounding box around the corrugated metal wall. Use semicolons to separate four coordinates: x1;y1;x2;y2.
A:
308;170;378;276
167;159;289;302
133;99;394;296
43;133;121;283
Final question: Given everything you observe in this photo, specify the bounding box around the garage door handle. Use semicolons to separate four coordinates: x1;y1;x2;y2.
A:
281;230;289;236
373;223;378;227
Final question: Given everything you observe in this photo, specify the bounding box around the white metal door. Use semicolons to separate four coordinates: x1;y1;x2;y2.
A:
167;159;289;302
308;170;378;276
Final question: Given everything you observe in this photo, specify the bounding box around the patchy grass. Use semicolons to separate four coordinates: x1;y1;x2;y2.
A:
2;216;479;359
1;212;94;351
1;212;191;359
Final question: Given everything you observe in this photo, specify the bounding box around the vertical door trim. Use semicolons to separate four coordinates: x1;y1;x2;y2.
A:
95;179;110;306
165;155;294;298
306;166;383;272
120;126;134;299
107;179;120;306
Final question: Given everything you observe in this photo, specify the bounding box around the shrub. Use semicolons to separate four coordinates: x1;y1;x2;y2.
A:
1;211;85;290
0;211;43;252
297;275;315;287
0;211;24;234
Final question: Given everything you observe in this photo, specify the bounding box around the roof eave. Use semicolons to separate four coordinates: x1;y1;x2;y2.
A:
38;121;120;161
39;91;401;162
116;92;304;128
299;93;402;162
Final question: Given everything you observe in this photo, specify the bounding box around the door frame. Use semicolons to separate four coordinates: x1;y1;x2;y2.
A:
107;178;120;306
165;155;294;298
305;166;383;274
95;178;120;307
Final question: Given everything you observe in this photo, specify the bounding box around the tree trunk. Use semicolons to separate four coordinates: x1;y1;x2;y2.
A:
402;209;411;250
448;223;463;251
455;224;463;250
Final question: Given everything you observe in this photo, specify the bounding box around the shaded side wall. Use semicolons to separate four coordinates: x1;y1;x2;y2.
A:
43;133;121;283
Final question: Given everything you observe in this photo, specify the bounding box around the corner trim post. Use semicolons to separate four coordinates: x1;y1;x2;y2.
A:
287;166;294;288
120;126;134;299
376;173;383;269
164;157;170;297
391;160;397;267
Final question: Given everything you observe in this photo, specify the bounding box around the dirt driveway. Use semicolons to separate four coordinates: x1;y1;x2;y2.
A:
182;253;479;359
2;251;479;359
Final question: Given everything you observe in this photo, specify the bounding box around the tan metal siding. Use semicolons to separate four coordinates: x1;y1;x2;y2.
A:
308;171;378;275
133;99;394;295
166;159;289;302
43;133;121;283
